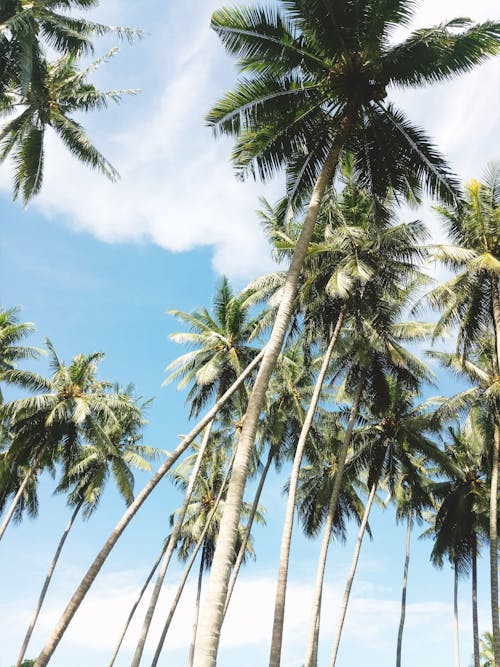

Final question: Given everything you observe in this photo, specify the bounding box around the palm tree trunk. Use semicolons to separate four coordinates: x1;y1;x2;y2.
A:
223;446;274;618
490;420;500;666
131;420;215;667
329;484;377;667
303;372;366;667
396;509;413;667
189;545;206;667
34;348;265;667
152;446;238;666
491;277;500;665
16;499;83;666
269;308;346;667
472;533;480;667
0;467;33;542
108;541;168;667
454;562;461;667
192;113;355;667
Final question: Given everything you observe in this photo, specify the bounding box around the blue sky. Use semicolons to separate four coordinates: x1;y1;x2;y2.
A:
1;1;500;666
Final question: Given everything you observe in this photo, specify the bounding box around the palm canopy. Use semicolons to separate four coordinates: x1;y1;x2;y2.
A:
165;277;265;418
0;306;42;402
1;340;142;491
0;49;135;201
427;164;500;359
0;0;138;96
207;1;499;205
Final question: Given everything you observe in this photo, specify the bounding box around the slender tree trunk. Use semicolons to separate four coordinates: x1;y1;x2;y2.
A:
0;467;33;542
329;484;377;667
454;563;461;667
108;542;168;667
193;115;354;667
303;372;366;667
396;509;413;667
16;500;83;666
34;348;265;667
223;446;274;618
490;420;500;666
269;308;346;667
472;534;480;667
189;546;205;667
151;446;238;666
131;420;215;666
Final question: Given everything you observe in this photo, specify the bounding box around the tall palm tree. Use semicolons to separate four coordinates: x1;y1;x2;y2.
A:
195;3;500;659
15;387;154;667
130;279;265;666
430;334;500;663
427;421;490;667
427;164;500;661
267;167;430;665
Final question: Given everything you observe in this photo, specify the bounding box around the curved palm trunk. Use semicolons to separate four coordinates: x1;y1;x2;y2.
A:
34;348;265;667
223;446;274;618
193;114;354;667
108;541;168;667
16;499;83;667
303;372;366;667
189;545;206;667
152;446;238;666
131;420;215;666
0;467;33;542
454;563;461;667
472;533;480;667
396;509;413;667
329;484;377;667
269;308;346;667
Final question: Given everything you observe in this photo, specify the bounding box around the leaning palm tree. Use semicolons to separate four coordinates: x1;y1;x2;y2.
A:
15;387;154;667
194;4;500;660
0;49;136;201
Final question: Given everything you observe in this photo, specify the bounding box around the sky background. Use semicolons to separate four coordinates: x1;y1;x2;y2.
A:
1;1;500;666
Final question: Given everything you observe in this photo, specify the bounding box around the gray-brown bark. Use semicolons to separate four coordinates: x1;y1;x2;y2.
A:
269;308;346;666
472;536;480;667
193;114;354;667
454;563;461;667
329;484;377;667
396;509;413;667
304;372;366;667
131;420;214;666
34;348;265;667
16;500;83;667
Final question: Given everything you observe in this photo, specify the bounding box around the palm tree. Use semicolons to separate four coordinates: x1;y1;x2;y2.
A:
0;341;140;541
130;279;264;666
195;3;500;659
427;421;490;667
0;49;136;201
267;166;430;665
480;632;496;667
34;339;265;667
15;387;154;667
427;164;500;661
430;334;500;663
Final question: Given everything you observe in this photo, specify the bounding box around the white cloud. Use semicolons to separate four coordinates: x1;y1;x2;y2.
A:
1;0;499;281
